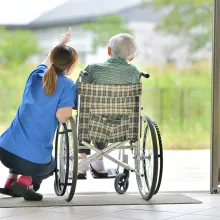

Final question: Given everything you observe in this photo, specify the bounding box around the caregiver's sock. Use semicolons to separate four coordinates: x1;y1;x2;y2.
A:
17;176;32;187
4;178;17;189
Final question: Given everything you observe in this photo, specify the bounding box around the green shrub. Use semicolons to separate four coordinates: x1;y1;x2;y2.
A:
0;28;41;66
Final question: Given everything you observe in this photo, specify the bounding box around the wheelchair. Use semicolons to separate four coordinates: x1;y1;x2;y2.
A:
54;72;163;202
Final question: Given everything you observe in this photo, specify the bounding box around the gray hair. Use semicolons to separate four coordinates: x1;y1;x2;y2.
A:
109;33;137;61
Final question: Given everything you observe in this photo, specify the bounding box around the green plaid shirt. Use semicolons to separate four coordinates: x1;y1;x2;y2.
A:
76;58;140;85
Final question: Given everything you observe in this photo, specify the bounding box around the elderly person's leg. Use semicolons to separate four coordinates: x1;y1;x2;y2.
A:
78;144;91;177
90;142;108;174
78;142;108;177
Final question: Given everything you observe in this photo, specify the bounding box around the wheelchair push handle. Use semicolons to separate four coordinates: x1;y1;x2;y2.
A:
140;72;150;79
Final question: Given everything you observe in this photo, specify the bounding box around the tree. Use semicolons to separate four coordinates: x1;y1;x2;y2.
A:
145;0;212;51
0;28;41;65
82;14;132;53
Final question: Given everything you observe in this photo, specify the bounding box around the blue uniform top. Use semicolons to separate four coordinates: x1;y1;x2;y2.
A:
0;64;76;164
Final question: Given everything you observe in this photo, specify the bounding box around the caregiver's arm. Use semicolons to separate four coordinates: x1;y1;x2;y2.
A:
42;27;72;67
56;82;76;124
56;107;72;124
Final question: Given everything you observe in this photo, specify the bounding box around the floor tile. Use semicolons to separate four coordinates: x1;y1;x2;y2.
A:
0;211;90;220
131;203;217;214
192;207;220;217
131;194;220;214
194;195;220;205
170;214;220;220
75;217;137;220
106;209;183;220
0;208;51;219
44;205;132;215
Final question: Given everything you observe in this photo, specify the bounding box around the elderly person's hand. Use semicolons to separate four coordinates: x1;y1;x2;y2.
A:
59;27;72;45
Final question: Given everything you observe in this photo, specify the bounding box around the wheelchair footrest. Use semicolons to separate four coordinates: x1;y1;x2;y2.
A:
91;168;117;179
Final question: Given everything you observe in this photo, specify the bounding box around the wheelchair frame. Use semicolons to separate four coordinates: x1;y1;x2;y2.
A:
54;72;163;202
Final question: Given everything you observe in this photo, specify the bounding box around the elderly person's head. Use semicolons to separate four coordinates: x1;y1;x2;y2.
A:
108;33;137;62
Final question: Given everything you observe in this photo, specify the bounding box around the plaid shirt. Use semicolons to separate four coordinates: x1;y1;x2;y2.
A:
76;58;140;85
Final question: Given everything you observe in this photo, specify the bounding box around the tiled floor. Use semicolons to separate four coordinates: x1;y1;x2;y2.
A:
1;193;220;220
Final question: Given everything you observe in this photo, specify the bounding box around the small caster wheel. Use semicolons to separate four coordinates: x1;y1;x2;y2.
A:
114;173;129;194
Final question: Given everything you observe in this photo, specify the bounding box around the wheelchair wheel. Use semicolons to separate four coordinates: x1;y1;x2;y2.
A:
64;117;78;202
54;117;78;202
153;121;163;195
54;123;69;196
135;115;158;201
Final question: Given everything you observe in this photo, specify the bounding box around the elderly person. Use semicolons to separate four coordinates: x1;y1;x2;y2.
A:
76;33;140;179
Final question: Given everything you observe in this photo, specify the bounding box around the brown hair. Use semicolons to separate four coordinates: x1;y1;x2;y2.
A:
42;45;78;96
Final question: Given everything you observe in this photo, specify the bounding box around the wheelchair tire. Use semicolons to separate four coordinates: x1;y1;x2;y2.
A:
135;115;158;201
54;123;70;196
153;121;163;195
65;117;78;202
114;173;129;194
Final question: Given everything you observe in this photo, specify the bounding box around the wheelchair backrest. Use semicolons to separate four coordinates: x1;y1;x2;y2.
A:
77;82;142;143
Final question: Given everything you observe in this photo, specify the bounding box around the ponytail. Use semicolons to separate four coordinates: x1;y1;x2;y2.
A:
42;65;57;96
42;45;78;96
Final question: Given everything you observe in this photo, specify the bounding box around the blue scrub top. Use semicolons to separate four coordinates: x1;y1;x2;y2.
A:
0;64;76;164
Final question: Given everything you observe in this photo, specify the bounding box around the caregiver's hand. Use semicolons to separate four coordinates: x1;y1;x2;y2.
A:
42;27;72;66
59;27;72;45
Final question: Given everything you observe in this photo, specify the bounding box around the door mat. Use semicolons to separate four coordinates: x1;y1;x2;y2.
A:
0;193;202;208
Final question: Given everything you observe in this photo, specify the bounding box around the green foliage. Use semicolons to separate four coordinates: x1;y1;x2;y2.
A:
140;61;211;149
0;28;41;65
0;64;32;125
145;0;213;51
82;14;132;53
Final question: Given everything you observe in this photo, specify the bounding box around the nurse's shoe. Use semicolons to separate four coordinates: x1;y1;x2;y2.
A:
0;177;22;197
10;176;43;201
